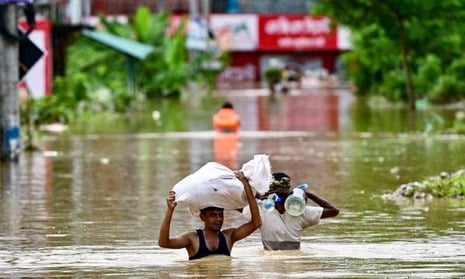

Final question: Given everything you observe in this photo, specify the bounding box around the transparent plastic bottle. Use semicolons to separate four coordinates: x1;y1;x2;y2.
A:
284;184;308;216
258;193;281;213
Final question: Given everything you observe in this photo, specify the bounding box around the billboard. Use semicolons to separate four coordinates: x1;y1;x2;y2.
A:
169;14;349;52
210;14;257;51
258;15;338;51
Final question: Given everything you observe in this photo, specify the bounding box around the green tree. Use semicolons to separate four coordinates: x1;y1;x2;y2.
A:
98;7;226;97
314;0;465;110
96;8;188;97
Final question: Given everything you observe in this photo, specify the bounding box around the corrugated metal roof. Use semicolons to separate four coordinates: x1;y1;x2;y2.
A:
82;29;154;60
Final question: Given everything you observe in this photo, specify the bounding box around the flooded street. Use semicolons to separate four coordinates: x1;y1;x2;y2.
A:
1;89;465;278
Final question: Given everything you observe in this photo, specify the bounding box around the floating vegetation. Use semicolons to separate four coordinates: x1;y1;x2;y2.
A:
383;169;465;200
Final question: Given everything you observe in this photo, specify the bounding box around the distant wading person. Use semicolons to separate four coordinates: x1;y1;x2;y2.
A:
212;102;240;133
158;171;261;260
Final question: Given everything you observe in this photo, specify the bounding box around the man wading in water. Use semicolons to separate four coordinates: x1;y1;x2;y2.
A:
158;171;261;260
242;172;339;250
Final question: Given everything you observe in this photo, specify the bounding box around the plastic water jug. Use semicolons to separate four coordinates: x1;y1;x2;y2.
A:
284;184;308;216
258;193;281;213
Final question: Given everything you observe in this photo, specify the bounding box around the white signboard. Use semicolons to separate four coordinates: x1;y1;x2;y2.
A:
210;14;258;51
186;16;209;50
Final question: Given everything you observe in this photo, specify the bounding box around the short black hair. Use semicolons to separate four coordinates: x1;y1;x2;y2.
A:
222;102;234;109
200;206;224;214
272;172;291;181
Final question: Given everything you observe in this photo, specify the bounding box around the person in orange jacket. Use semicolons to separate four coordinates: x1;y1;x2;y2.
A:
212;102;240;133
213;102;240;169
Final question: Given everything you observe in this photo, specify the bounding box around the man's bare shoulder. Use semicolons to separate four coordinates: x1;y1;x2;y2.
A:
178;230;199;247
222;226;242;238
182;230;199;238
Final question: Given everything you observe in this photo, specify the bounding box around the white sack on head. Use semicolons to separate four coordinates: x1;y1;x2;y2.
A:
240;154;272;195
172;155;272;216
172;162;246;216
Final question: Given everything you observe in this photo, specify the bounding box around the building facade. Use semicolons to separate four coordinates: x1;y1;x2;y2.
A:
28;0;350;94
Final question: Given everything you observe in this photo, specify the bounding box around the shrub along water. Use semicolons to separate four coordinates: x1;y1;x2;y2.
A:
384;169;465;200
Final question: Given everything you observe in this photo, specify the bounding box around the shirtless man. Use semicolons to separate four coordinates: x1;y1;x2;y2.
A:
158;171;261;260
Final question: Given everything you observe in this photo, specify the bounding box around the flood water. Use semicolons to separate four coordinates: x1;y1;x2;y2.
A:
1;88;465;278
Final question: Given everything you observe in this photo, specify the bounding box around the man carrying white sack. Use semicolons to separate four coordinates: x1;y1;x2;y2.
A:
169;154;272;215
158;171;262;260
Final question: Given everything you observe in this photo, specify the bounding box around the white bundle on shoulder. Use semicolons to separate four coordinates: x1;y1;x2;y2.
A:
172;154;272;216
240;154;272;194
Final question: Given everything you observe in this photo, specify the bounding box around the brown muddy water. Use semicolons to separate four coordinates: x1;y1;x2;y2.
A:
1;89;465;278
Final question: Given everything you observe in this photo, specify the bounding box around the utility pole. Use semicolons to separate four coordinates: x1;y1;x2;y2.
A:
0;4;21;161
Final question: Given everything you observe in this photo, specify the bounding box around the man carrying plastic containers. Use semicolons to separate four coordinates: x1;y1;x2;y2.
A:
242;172;339;250
158;155;270;260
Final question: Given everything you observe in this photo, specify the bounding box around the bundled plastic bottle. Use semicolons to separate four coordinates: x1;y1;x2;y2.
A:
258;193;281;213
284;184;308;216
